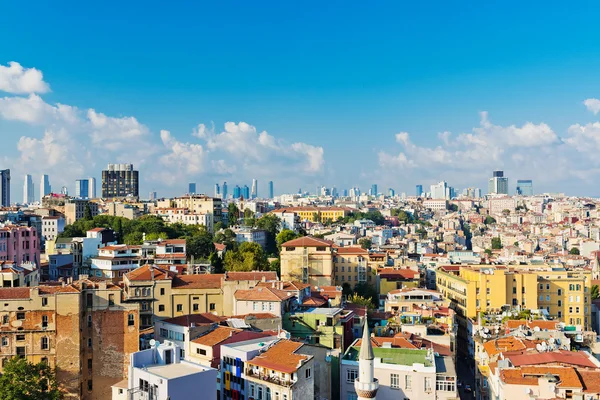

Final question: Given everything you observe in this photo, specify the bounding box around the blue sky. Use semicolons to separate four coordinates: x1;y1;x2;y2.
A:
1;1;600;199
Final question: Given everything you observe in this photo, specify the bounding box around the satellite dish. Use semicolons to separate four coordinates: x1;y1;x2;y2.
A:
548;338;555;344
149;339;156;347
536;344;543;352
484;328;489;333
541;342;548;351
534;326;541;332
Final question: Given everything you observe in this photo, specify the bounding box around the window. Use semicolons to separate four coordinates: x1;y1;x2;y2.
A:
558;311;562;318
486;288;490;295
42;315;48;328
262;303;267;311
88;358;92;369
539;284;543;290
405;375;412;390
546;295;550;301
87;380;93;391
87;315;92;328
128;314;135;326
88;338;92;348
512;287;516;294
2;315;7;324
197;348;207;355
576;296;581;302
347;369;358;383
558;300;562;307
193;304;199;312
210;303;216;311
569;307;573;313
558;289;562;295
16;334;25;341
347;394;358;400
258;386;263;399
41;337;49;350
253;302;259;311
160;288;165;295
176;304;183;312
539;294;543;301
250;384;255;397
576;307;580;313
546;284;550;290
160;328;168;338
16;347;25;357
305;368;311;379
390;373;400;389
16;312;25;320
158;305;165;312
1;337;7;346
424;377;432;392
436;376;456;392
282;395;287;400
108;294;115;306
42;297;48;307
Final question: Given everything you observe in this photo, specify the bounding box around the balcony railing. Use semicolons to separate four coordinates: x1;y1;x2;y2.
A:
245;369;294;387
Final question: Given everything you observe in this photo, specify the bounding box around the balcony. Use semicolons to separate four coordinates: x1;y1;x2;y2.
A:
245;369;294;387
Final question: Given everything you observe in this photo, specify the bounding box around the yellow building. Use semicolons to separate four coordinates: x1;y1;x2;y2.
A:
124;265;278;328
0;278;139;400
274;207;349;222
157;195;223;220
333;246;375;288
280;236;335;286
377;267;420;295
436;265;591;328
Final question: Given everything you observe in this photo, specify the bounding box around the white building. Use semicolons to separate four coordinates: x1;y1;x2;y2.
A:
23;174;34;204
90;244;141;279
423;199;447;211
271;210;300;232
112;341;217;400
233;228;267;249
430;181;448;200
41;216;65;241
154;208;214;233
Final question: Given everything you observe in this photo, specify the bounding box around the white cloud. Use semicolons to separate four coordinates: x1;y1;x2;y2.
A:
159;130;205;176
87;109;150;151
0;62;50;94
584;98;600;115
0;94;77;125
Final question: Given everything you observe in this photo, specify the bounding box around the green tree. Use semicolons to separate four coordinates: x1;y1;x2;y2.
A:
209;252;224;274
348;293;375;310
447;204;458;212
224;242;269;271
484;248;492;257
484;216;496;225
359;237;372;250
276;229;299;249
255;214;281;255
83;203;93;221
187;231;216;261
591;285;600;300
342;282;353;297
145;232;168;241
123;231;144;245
214;228;237;251
228;203;240;226
214;221;224;232
0;357;62;400
569;247;580;255
269;259;281;276
491;237;503;250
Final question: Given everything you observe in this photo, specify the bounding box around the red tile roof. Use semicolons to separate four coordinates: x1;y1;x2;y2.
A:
224;271;278;281
234;287;294;302
0;288;30;299
507;351;597;369
247;340;309;374
281;236;334;248
192;327;242;346
161;313;226;327
172;274;224;289
126;265;176;281
500;366;582;388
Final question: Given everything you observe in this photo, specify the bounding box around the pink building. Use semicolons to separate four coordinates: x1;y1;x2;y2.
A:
0;225;40;266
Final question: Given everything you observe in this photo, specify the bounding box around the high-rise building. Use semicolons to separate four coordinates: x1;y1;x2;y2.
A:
61;186;68;195
23;174;34;204
371;184;378;196
88;177;96;198
149;191;157;201
343;189;348;197
488;170;509;195
189;183;196;195
268;181;274;199
516;179;533;196
416;184;423;197
251;179;258;199
331;186;338;198
40;174;51;201
0;169;10;206
214;183;220;198
388;188;395;197
233;185;241;199
75;179;90;199
430;181;448;200
101;163;139;198
242;185;250;199
222;182;228;199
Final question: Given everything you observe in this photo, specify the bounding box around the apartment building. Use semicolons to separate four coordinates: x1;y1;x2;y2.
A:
41;216;65;241
157;195;223;222
0;278;139;400
283;307;354;350
90;244;141;279
273;206;350;222
0;261;38;287
280;236;335;286
154;207;214;233
435;265;591;327
233;286;295;318
333;246;374;288
0;225;40;266
139;239;187;266
64;199;99;224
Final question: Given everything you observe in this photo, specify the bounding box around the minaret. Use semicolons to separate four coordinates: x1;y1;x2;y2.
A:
355;322;379;400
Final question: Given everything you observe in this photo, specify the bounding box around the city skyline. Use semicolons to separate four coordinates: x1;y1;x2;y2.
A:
2;3;600;197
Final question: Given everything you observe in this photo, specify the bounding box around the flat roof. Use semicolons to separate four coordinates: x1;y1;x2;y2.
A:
141;361;210;380
435;356;456;375
302;307;343;316
223;337;279;353
344;347;431;367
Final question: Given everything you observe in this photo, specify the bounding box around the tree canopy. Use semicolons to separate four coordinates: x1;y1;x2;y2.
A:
484;216;496;225
0;358;62;400
276;229;300;250
569;247;580;255
491;237;503;250
359;237;372;250
224;242;269;271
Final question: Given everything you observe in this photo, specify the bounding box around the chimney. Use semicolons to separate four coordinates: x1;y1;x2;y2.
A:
272;282;276;289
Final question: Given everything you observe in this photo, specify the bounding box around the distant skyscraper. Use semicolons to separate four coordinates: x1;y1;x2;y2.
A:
416;184;423;197
516;180;533;196
101;163;139;198
430;181;448;200
214;183;220;198
343;189;348;197
88;177;96;198
233;185;241;199
488;170;508;195
75;179;90;199
268;181;274;199
331;186;338;198
371;184;378;196
61;186;68;195
388;188;395;197
222;182;228;199
40;174;51;201
149;191;157;201
242;185;250;199
0;169;10;206
188;183;196;195
251;179;258;199
23;174;34;204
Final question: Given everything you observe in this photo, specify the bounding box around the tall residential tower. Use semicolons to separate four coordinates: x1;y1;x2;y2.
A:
101;163;139;198
40;174;51;200
0;169;9;206
23;174;34;204
488;170;509;195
